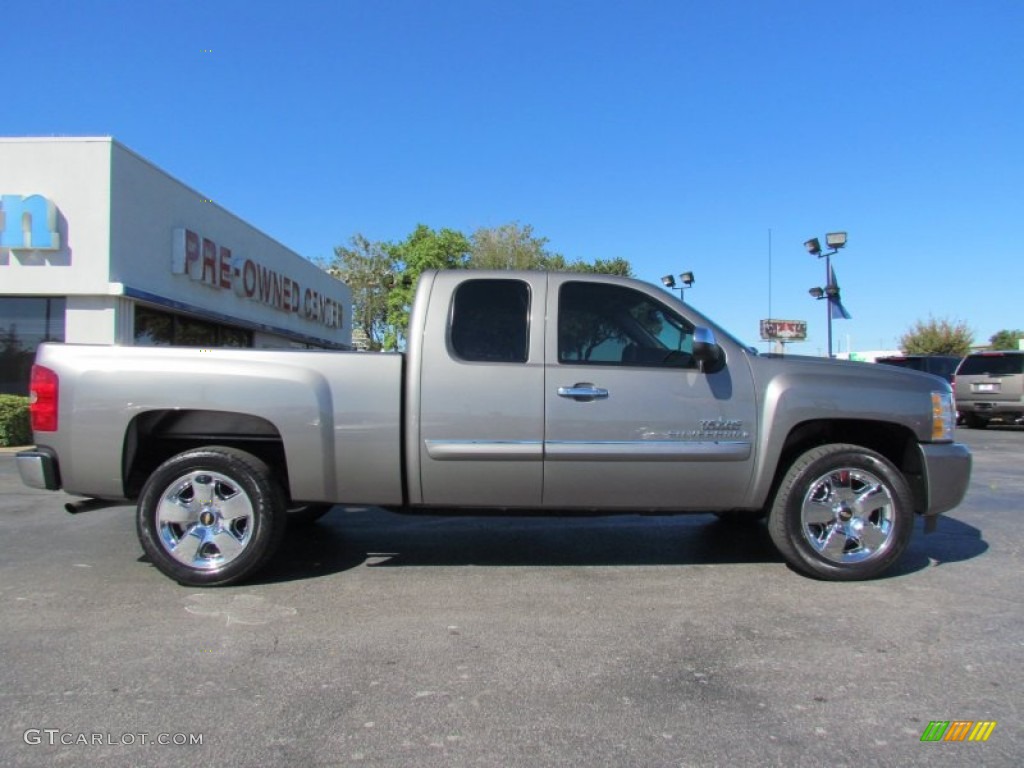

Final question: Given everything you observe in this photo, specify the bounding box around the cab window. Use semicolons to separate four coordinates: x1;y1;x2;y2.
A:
450;279;530;363
558;282;696;368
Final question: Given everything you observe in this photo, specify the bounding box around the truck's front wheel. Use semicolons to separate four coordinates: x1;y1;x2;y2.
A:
137;447;287;586
768;444;913;581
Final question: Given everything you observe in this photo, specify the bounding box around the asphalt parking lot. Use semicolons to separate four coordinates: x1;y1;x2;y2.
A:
1;427;1021;768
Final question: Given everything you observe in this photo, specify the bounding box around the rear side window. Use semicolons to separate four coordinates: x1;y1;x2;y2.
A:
958;353;1024;376
449;279;530;363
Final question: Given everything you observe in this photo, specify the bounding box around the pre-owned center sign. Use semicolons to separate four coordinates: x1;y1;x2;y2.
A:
171;228;343;329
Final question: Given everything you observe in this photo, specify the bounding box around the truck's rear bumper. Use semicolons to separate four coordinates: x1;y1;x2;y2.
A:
918;442;972;516
16;448;61;491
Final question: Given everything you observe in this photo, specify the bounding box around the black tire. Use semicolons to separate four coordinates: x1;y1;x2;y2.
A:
287;503;334;526
767;444;913;581
136;446;287;586
963;413;987;429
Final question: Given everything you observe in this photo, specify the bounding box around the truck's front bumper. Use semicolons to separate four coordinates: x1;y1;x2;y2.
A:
16;448;61;491
918;442;972;517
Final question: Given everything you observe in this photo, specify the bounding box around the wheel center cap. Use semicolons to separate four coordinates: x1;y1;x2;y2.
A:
837;505;853;522
199;509;217;526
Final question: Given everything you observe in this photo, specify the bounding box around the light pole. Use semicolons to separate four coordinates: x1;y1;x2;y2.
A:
805;232;849;358
661;271;695;302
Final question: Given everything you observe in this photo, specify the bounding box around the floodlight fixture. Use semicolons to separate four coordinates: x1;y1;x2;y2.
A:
808;287;825;299
825;231;847;250
804;238;822;256
661;270;696;301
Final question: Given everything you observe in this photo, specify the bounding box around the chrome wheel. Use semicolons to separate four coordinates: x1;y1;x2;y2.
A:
768;444;913;581
156;470;254;570
799;467;896;564
138;447;287;586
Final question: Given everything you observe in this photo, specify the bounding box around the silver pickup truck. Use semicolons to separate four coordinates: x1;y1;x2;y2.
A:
17;270;971;585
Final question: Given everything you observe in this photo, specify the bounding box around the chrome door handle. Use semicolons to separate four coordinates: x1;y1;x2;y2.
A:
557;385;609;401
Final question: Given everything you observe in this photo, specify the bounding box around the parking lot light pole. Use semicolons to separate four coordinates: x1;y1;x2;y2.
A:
805;232;848;358
661;271;695;302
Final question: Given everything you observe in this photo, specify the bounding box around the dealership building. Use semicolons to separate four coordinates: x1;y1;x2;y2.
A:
0;137;352;395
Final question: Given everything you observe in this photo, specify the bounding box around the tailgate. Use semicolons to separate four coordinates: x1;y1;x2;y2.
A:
957;353;1024;402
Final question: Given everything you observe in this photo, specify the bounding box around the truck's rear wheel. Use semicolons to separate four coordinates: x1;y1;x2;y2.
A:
768;444;913;581
137;447;287;586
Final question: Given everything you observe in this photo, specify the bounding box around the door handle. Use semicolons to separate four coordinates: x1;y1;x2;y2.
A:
557;384;609;401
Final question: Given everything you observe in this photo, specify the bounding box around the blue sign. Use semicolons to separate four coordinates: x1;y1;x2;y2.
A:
0;194;61;250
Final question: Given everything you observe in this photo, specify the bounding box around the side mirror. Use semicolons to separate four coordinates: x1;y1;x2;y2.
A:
693;327;725;373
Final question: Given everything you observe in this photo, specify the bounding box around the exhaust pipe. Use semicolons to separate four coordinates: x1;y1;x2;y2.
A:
65;498;123;515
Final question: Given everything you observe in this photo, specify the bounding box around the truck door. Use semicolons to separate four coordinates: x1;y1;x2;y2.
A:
542;276;757;509
414;272;547;507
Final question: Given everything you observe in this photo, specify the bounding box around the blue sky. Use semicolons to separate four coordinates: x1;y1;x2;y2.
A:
6;0;1022;353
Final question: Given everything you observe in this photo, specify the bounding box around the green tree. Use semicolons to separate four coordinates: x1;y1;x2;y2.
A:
329;234;395;351
469;223;634;276
469;223;555;270
899;317;973;356
562;256;633;277
385;225;471;350
989;329;1024;350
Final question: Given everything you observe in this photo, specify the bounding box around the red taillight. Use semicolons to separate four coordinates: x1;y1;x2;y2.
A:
29;365;59;432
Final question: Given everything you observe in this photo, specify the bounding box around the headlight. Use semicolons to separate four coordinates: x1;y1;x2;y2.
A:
931;391;956;441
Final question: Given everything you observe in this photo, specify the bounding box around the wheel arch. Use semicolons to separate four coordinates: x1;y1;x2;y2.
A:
123;409;291;500
765;419;927;515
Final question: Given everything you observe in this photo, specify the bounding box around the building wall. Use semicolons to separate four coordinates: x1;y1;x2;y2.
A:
0;136;351;349
0;137;113;296
108;141;350;347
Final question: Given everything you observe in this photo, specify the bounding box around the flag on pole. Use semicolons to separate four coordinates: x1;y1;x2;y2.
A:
828;263;852;320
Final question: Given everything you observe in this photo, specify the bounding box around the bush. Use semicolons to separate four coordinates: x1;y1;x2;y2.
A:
0;395;31;447
899;317;973;356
